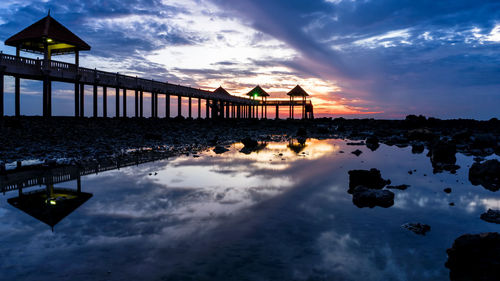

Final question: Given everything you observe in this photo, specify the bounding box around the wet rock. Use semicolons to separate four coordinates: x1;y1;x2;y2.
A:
429;141;459;173
352;186;394;208
144;133;162;141
387;184;410;190
480;209;500;224
469;159;500;191
348;168;390;191
449;202;455;206
347;141;365;146
241;137;258;149
406;128;438;142
411;143;425;154
297;127;307;137
365;136;380;151
444;187;452;193
351;149;363;156
445;232;500;281
213;146;229;154
402;223;431;235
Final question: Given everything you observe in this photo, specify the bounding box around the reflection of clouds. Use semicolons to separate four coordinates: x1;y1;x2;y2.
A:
316;230;406;280
481;198;500;210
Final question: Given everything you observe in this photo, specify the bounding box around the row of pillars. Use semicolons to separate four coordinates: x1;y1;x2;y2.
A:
0;76;309;119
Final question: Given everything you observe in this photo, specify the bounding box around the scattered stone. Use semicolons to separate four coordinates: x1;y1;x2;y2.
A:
348;168;390;191
469;159;500;191
449;202;455;206
351;186;395;208
351;149;363;156
213;146;229;154
445;232;500;281
408;170;413;175
480;209;500;224
402;223;431;235
241;137;258;149
411;143;425;154
347;141;365;146
387;184;410;190
444;187;452;193
429;140;459;173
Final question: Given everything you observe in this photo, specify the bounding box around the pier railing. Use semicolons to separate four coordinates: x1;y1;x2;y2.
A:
0;53;254;104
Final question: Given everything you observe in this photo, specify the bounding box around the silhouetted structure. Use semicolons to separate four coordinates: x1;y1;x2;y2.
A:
287;85;313;119
0;13;314;119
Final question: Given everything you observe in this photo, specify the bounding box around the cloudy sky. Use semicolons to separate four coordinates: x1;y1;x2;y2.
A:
0;0;499;118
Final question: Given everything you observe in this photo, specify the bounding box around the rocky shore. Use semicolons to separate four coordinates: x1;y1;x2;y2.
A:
1;115;500;172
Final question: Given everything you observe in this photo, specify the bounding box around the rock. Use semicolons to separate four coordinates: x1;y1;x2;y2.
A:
406;128;438;142
469;159;500;191
144;133;162;141
449;202;455;206
351;149;363;156
446;232;500;281
348;168;390;191
401;223;431;235
213;146;229;154
352;186;395;208
387;184;410;190
480;209;500;224
347;141;365;146
297;127;307;137
241;137;258;149
444;187;452;193
429;141;459;173
411;143;425;154
365;136;380;151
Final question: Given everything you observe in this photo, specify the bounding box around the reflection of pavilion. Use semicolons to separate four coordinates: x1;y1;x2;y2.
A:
288;138;307;154
6;173;92;230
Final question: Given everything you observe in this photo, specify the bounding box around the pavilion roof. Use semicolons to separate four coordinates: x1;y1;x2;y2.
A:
246;85;270;97
287;85;309;97
5;14;91;55
213;86;231;96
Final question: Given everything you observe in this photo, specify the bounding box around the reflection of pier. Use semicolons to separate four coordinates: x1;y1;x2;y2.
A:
1;152;168;193
0;13;314;120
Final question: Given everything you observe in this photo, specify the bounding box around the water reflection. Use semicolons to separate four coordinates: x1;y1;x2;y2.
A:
0;139;499;280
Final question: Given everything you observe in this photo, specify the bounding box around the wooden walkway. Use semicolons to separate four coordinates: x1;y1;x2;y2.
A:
0;53;314;119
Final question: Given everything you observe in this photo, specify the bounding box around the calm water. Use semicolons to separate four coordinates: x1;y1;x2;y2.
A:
1;139;499;281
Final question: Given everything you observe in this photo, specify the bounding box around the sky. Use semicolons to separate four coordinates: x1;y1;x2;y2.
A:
0;0;499;119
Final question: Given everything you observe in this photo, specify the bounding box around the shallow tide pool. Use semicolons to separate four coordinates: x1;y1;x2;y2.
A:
1;139;499;280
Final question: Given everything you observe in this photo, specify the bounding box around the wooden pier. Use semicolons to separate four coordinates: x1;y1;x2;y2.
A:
0;13;314;120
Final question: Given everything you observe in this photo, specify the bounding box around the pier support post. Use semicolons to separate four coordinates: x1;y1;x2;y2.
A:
276;105;279;120
80;83;84;117
15;76;20;117
151;92;155;118
93;84;98;117
115;88;120;117
188;97;192;118
103;86;107;118
135;90;138;118
140;91;144;117
206;99;210;119
198;98;201;119
237;105;240;119
226;102;230;119
165;94;170;118
0;72;4;117
177;96;182;118
122;88;127;117
74;82;79;117
155;92;158;117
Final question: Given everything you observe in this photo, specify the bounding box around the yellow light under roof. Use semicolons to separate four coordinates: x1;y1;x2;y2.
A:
46;38;53;43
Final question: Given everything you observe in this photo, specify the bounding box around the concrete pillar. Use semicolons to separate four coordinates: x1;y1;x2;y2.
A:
135;90;139;117
276;105;279;120
103;86;107;118
115;87;120;117
122;88;127;117
198;98;201;119
155;92;158;117
140;91;144;117
165;94;170;118
74;82;79;117
226;102;230;118
79;83;84;117
188;97;192;118
93;84;98;117
177;95;182;117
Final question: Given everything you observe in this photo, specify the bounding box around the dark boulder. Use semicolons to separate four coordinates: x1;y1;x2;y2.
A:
402;223;431;235
387;184;410;190
445;232;500;281
352;186;394;208
348;168;390;191
241;137;258;149
365;136;380;151
469;159;500;191
297;127;307;137
480;209;500;224
429;140;459;173
213;146;229;154
411;143;425;154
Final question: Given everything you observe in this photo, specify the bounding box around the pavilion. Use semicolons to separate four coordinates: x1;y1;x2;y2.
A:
4;11;91;117
247;85;269;119
287;85;311;119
